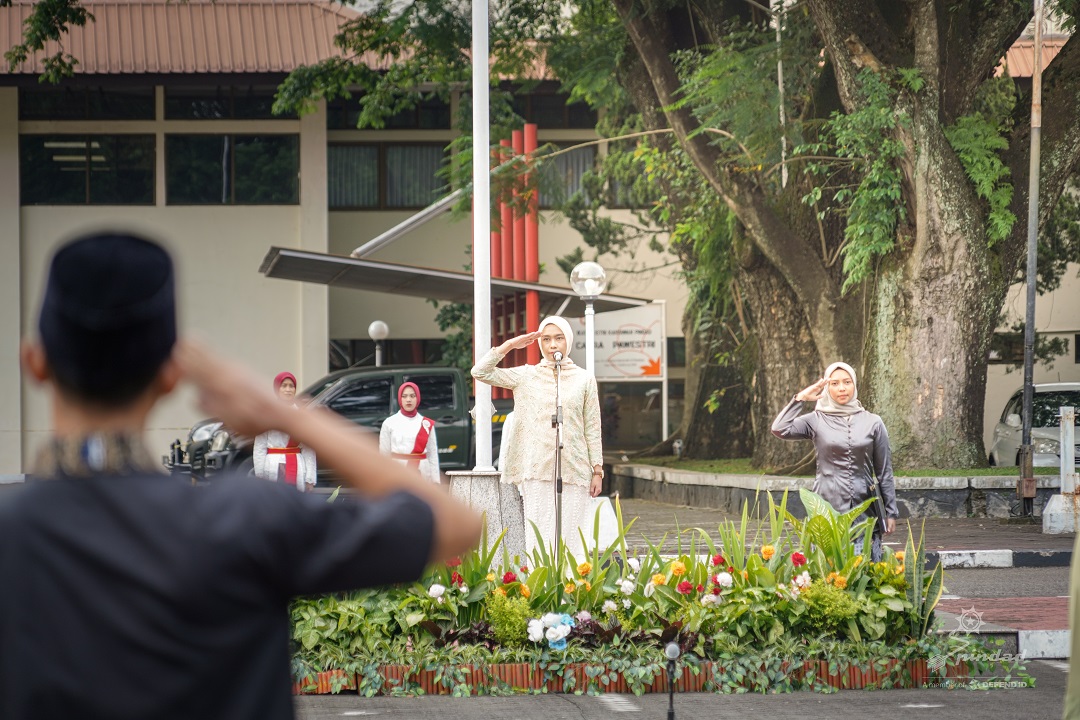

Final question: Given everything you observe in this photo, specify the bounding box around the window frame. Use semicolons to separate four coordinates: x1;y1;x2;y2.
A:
164;133;301;206
19;133;157;206
327;141;448;211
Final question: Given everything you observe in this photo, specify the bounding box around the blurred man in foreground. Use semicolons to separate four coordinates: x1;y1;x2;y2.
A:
0;231;482;719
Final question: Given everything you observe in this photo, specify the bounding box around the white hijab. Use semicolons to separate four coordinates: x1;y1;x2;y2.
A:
537;316;576;368
816;361;865;415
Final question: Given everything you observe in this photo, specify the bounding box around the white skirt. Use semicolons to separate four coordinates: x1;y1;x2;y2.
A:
519;481;620;560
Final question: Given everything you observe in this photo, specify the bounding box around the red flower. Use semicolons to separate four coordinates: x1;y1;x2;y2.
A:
726;566;734;573
711;586;722;596
676;580;694;595
711;554;725;567
502;571;518;584
451;571;464;586
520;566;529;574
791;552;807;567
446;557;462;568
696;584;704;593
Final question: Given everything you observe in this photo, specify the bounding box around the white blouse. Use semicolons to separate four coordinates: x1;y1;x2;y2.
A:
252;429;317;491
472;348;603;488
379;412;441;484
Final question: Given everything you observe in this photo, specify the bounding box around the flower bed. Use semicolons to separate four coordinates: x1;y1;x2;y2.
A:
291;490;1030;695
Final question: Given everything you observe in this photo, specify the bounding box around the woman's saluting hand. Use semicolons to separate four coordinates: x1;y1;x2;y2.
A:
795;378;828;403
497;330;541;356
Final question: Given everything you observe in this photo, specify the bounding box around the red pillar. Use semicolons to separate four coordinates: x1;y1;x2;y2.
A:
512;130;526;282
499;139;514;280
524;124;541;364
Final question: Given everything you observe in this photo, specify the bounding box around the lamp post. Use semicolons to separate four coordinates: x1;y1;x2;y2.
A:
570;261;607;372
368;320;389;367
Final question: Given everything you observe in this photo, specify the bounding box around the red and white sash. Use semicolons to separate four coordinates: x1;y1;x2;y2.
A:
266;437;302;484
391;417;434;468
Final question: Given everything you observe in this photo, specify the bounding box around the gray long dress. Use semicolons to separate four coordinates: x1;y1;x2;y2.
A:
771;398;899;549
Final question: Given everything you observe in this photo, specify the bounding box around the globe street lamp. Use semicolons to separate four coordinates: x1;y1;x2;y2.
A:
570;262;607;372
368;320;389;367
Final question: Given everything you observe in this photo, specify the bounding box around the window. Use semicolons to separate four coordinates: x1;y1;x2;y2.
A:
1075;334;1079;363
325;378;393;421
20;135;155;205
538;144;596;208
666;337;686;368
512;92;597;129
402;375;456;412
327;143;447;209
988;333;1024;364
166;135;299;205
20;86;155;120
325;95;451;130
164;86;296;120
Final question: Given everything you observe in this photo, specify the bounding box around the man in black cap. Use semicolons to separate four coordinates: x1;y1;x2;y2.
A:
0;231;482;719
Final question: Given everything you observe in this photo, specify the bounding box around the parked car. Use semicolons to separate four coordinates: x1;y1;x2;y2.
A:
988;383;1080;467
163;365;512;483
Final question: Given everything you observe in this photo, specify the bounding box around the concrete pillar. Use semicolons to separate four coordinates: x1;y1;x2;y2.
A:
448;470;526;563
298;102;329;385
0;88;23;477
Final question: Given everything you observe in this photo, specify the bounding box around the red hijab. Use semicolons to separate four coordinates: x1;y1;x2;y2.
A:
398;382;421;418
273;371;297;394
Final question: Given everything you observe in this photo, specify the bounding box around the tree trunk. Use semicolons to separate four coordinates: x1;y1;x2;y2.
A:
677;304;753;459
735;244;823;470
863;105;1007;468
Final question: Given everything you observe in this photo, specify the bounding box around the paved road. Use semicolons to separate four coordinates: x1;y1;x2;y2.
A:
943;567;1070;598
296;660;1067;720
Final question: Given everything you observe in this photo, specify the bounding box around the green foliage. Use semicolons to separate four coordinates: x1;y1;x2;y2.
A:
485;592;533;647
903;524;944;638
944;113;1016;245
799;69;907;293
3;0;93;82
787;488;875;577
800;580;860;636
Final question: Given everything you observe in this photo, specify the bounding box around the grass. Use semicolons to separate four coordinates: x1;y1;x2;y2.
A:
627;456;1059;477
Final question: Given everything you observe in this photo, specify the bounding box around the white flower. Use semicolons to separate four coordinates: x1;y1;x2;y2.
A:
428;583;446;599
643;582;655;598
627;574;636;582
459;584;469;595
794;571;812;589
527;619;545;643
541;612;563;628
546;624;571;643
620;579;635;595
715;572;733;588
700;594;716;606
622;599;632;609
603;600;618;613
627;557;641;573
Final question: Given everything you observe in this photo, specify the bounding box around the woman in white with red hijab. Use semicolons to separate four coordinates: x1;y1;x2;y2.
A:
253;371;317;492
472;316;604;558
380;382;441;484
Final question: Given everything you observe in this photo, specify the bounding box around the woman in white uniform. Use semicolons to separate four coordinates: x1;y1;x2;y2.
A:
379;381;440;484
252;371;317;492
471;316;604;558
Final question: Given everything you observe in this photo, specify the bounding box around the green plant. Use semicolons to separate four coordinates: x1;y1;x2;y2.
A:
800;580;860;638
486;591;532;647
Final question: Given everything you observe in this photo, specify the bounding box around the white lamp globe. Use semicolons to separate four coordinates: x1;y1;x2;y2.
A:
570;261;608;299
367;320;390;341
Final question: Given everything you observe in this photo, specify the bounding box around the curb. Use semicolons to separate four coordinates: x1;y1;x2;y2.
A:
928;548;1073;569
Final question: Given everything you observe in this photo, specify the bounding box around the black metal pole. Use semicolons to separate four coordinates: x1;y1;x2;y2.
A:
552;362;564;561
1020;0;1044;517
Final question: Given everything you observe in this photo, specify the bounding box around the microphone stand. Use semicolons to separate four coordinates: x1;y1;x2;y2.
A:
551;356;564;564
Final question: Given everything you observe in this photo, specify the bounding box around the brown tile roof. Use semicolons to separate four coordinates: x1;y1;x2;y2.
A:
0;0;361;75
997;36;1068;78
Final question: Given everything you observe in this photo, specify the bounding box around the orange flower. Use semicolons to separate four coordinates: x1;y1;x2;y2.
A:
520;584;531;598
894;551;906;563
565;582;577;594
896;565;905;575
585;581;592;591
761;544;775;560
834;575;848;590
486;573;496;583
825;572;838;585
493;587;506;596
741;570;749;581
670;561;687;577
853;556;864;567
651;573;667;586
578;562;592;576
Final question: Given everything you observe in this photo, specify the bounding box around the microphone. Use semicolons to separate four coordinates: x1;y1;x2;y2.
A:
552;351;563;363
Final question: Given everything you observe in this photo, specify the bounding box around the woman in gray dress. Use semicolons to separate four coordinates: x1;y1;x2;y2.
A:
771;361;898;561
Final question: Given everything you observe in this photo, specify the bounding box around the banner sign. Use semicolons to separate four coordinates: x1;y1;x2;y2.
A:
570;303;665;381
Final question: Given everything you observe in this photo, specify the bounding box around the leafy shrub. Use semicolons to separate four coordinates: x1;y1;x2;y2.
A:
485;591;532;647
800;580;860;637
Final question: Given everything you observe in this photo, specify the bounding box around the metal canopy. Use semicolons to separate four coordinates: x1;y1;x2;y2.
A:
259;247;652;316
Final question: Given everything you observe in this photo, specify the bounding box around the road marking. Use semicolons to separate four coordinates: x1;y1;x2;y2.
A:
341;712;378;717
1042;660;1071;672
901;704;945;709
597;695;641;712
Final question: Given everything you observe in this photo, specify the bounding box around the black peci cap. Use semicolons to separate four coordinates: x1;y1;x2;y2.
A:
38;232;176;406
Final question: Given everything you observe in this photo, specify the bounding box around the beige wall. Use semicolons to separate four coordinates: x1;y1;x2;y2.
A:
0;88;21;476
